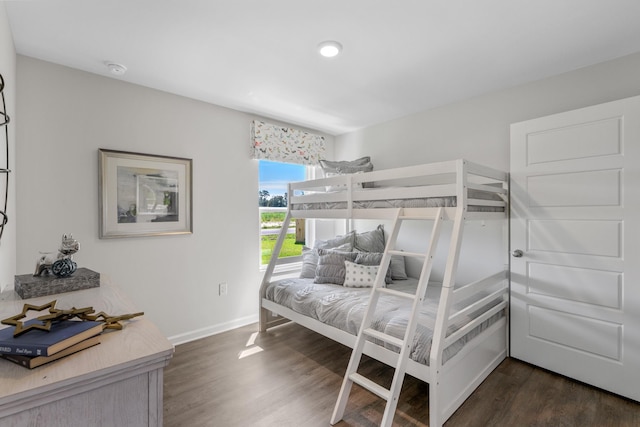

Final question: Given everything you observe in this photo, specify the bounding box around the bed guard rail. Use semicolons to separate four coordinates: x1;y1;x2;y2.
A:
288;159;508;218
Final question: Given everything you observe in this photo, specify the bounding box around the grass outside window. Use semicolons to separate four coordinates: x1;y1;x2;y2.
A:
260;211;304;265
261;233;303;264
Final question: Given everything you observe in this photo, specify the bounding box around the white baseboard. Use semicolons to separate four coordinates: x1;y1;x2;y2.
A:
167;314;259;346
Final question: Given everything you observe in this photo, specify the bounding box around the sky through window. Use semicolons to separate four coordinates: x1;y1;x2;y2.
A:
258;160;306;197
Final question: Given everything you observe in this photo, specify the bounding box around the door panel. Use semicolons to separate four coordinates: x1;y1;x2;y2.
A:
527;169;621;207
510;95;640;402
528;219;621;257
527;262;622;308
528;306;622;361
526;116;621;164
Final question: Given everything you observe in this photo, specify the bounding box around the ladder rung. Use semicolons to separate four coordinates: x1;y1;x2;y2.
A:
349;373;391;400
388;249;425;259
376;287;416;299
363;328;404;348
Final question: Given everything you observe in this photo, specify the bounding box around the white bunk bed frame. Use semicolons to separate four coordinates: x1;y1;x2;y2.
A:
259;159;509;426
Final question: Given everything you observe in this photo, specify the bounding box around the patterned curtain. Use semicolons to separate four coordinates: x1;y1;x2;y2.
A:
250;120;325;165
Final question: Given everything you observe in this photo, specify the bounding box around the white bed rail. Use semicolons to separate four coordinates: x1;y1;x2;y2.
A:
288;159;507;219
445;271;508;347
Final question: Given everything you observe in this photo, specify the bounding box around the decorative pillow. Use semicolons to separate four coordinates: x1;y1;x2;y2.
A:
343;261;378;288
300;242;351;279
314;231;355;250
300;247;318;279
390;255;408;280
355;252;392;284
319;157;372;173
355;225;385;253
314;250;357;285
319;157;374;190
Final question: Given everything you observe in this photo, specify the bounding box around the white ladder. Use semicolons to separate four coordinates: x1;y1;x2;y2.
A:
330;207;445;427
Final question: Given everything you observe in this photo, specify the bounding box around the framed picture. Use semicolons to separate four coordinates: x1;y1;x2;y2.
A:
99;149;192;238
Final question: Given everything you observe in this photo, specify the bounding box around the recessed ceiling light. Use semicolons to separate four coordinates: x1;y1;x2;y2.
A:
318;41;342;58
105;62;127;76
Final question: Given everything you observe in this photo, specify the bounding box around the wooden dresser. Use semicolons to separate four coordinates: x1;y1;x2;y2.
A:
0;277;174;426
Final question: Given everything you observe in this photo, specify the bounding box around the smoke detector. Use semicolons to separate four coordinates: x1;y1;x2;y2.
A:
105;62;127;76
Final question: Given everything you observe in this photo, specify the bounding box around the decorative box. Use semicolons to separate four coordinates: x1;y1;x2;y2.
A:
14;268;100;299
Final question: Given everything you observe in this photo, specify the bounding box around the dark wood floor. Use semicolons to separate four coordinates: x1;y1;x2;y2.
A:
163;322;640;426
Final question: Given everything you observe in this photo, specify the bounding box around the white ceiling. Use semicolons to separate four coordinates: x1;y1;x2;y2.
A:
6;1;640;135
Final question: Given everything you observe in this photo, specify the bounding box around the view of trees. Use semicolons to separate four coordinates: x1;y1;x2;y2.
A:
258;190;287;207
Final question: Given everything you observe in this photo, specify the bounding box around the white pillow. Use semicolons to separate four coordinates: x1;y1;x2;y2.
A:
343;260;379;288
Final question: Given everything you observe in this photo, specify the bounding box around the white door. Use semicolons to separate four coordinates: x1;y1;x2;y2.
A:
510;95;640;402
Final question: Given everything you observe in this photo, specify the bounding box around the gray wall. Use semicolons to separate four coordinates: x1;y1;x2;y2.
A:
335;52;640;282
0;4;16;290
15;56;333;343
335;52;640;172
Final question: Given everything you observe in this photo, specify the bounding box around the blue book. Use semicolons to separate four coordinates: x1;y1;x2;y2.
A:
0;335;101;369
0;320;104;357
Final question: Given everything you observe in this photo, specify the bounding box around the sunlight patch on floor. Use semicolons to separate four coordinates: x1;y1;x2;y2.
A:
238;331;263;359
245;331;258;347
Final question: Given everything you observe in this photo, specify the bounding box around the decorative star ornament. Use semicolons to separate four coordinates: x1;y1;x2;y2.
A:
1;300;144;336
0;301;57;336
39;306;95;322
82;311;144;330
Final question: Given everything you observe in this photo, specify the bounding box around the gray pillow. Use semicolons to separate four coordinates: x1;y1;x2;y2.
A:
354;252;392;284
300;243;351;279
355;225;385;253
314;250;358;285
390;255;408;280
300;247;318;279
319;157;374;189
314;231;355;250
319;157;371;173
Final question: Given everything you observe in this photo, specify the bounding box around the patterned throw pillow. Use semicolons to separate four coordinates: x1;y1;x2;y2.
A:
314;250;358;285
300;242;352;279
343;261;379;288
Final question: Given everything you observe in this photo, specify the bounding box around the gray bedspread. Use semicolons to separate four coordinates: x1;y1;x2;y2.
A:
265;278;504;366
292;192;503;212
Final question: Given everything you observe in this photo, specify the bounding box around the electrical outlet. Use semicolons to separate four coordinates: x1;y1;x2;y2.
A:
219;282;228;296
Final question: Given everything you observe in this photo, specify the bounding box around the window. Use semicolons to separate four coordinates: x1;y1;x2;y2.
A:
258;160;308;266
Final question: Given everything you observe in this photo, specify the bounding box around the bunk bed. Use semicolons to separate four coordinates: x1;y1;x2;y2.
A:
259;159;509;427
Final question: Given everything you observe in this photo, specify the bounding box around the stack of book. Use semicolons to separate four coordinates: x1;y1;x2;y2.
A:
0;319;103;369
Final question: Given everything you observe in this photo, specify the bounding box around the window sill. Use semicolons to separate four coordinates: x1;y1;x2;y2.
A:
260;260;303;276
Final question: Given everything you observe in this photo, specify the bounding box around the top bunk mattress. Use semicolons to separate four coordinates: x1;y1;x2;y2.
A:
289;159;508;214
264;277;505;366
291;188;503;212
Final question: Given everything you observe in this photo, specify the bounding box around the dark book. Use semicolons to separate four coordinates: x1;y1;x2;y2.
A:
0;335;101;369
0;320;103;357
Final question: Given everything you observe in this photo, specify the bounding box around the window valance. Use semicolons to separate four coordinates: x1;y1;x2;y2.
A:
250;120;325;166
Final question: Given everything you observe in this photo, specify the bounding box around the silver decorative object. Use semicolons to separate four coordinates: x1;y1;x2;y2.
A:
34;234;80;277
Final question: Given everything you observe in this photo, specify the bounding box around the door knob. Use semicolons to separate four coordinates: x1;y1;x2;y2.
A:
512;249;523;258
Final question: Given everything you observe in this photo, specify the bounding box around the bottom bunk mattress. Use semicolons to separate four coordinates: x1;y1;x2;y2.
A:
264;278;505;366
